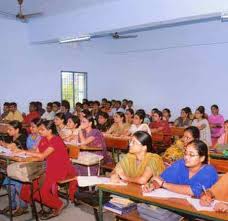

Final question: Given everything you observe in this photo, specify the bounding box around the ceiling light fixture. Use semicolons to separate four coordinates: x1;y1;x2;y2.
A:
59;35;91;43
221;12;228;22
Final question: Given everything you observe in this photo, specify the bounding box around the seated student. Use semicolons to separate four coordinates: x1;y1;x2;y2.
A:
91;101;100;120
110;101;125;116
19;120;77;220
174;107;192;127
126;100;134;111
216;120;228;145
23;102;40;125
73;102;83;117
77;114;109;175
54;113;71;140
143;140;218;198
149;109;171;145
162;126;200;165
127;112;151;136
96;111;112;132
0;121;28;216
64;116;80;143
110;131;164;184
162;108;171;122
101;101;112;116
200;173;228;213
5;102;23;122
41;102;55;120
208;104;224;146
0;102;10;120
192;107;212;147
36;101;45;116
60;100;72;120
52;101;61;114
106;112;130;137
26;118;41;149
125;108;134;125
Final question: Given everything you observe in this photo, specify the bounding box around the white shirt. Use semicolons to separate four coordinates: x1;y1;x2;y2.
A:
192;119;212;146
41;111;55;120
128;123;151;135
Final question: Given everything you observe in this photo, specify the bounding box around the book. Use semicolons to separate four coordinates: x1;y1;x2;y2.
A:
104;202;137;215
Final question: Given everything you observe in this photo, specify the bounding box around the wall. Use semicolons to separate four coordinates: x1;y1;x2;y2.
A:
1;17;228;120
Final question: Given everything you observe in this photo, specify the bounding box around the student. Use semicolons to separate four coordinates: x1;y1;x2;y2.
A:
192;107;212;146
26;118;41;149
64;116;80;142
143;140;218;198
96;111;112;132
41;102;55;120
216;120;228;145
128;112;151;136
162;126;200;165
125;108;134;125
162;108;171;122
54;113;71;140
208;104;224;146
174;107;192;127
106;112;130;137
0;102;10;120
110;131;164;184
60;100;72;120
23;102;40;125
0;121;28;216
20;120;77;219
200;173;228;213
5;102;23;122
110;101;125;116
91;100;100;120
77;114;109;175
52;101;61;114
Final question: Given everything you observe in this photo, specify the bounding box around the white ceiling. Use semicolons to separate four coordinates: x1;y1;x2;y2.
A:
0;0;117;17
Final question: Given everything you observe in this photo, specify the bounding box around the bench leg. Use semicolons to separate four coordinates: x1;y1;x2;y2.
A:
30;183;39;221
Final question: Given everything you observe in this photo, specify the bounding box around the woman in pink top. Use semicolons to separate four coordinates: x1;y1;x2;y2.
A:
208;104;224;146
217;120;228;145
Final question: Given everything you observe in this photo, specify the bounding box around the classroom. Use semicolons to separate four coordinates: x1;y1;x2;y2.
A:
0;1;227;221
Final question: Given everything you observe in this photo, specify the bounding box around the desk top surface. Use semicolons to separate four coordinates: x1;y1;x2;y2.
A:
0;153;41;162
98;183;227;221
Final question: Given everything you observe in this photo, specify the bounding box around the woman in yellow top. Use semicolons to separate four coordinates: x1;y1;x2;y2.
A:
106;112;130;137
162;126;200;165
200;173;228;213
110;131;165;185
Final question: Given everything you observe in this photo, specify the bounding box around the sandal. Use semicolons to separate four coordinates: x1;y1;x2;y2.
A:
13;207;28;217
40;204;64;220
0;206;10;215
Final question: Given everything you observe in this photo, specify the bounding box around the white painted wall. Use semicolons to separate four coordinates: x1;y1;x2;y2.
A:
1;17;228;120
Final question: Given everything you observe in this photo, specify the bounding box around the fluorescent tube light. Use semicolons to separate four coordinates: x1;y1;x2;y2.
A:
221;12;228;22
59;35;91;43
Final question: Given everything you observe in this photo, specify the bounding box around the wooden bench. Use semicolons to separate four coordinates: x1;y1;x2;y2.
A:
210;158;228;173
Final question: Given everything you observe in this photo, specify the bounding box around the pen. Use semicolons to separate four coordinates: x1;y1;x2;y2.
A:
202;185;207;195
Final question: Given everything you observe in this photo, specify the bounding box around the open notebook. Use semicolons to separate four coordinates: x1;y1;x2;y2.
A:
77;176;127;187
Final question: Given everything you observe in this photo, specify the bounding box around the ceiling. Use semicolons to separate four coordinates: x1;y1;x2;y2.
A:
0;0;117;17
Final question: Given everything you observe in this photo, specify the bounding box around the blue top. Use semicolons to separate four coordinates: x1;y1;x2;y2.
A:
26;135;41;150
161;159;218;198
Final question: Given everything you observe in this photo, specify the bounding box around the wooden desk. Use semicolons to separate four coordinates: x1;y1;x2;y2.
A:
104;136;129;151
210;152;228;160
210;158;228;173
97;183;227;221
65;143;103;151
170;127;185;138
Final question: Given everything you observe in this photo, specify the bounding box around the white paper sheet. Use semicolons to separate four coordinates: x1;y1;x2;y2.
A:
187;198;219;211
77;176;127;187
143;188;189;200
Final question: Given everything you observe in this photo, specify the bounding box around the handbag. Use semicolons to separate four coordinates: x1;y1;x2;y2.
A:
7;161;46;182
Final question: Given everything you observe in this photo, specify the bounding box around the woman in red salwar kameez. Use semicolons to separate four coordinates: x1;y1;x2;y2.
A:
20;120;77;219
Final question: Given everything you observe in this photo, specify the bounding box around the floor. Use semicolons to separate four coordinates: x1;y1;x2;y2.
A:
0;188;115;221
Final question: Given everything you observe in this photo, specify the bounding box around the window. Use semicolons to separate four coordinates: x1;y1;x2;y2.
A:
61;71;87;108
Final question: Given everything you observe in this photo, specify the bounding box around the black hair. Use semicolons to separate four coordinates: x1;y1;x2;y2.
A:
84;114;96;129
196;106;205;118
55;112;67;124
135;112;145;123
126;108;134;116
187;140;208;164
9;120;22;133
151;108;159;113
224;120;228;124
115;111;126;123
61;100;70;110
116;100;121;106
182;107;191;118
10;102;17;107
94;101;100;106
211;104;219;110
98;111;109;120
185;107;192;115
163;108;171;117
53;101;61;108
47;102;53;108
4;102;10;106
135;109;146;119
153;110;163;119
133;131;154;153
101;98;108;102
31;118;42;126
30;102;38;111
38;120;58;135
184;126;200;140
68;116;80;128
